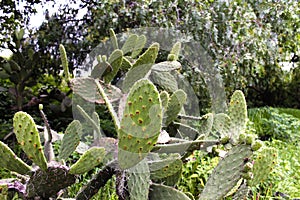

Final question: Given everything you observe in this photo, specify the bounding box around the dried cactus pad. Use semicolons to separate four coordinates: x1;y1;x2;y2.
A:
13;111;47;171
118;79;162;169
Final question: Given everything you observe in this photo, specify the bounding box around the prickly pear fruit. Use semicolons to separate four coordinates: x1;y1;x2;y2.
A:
199;144;252;200
69;147;105;174
127;159;150;200
249;147;278;186
228;90;247;143
59;120;82;160
149;183;191;200
0;141;32;174
13;111;48;171
118;79;162;169
164;89;187;126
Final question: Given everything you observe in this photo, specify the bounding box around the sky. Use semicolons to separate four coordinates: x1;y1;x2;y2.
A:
17;0;87;28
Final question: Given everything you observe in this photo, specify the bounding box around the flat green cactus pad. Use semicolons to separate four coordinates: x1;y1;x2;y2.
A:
149;183;191;200
118;79;162;169
165;89;187;126
121;34;138;55
13;111;47;171
151;71;178;92
69;147;106;174
149;153;183;186
213;113;231;138
127;159;150;200
228;90;247;143
104;49;123;83
131;35;147;58
199;144;252;200
249;147;278;186
0;141;32;174
122;43;159;93
59;120;82;160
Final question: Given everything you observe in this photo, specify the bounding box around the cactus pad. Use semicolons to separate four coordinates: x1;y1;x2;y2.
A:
122;43;159;93
13;111;47;171
249;147;278;186
213;113;231;138
127;159;150;200
228;90;247;143
121;34;138;55
109;28;119;49
151;61;181;72
149;153;183;186
0;141;32;174
104;49;123;83
160;91;169;112
118;79;162;169
149;183;191;200
59;120;82;160
199;144;252;200
164;89;187;126
131;35;147;58
69;147;106;174
167;42;181;61
151;71;178;92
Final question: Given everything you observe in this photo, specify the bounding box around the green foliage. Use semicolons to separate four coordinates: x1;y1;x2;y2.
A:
248;107;300;141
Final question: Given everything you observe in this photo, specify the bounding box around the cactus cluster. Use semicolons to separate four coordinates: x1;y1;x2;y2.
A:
0;111;106;199
0;30;278;200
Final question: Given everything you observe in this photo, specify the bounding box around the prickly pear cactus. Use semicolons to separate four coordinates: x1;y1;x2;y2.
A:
127;159;150;200
199;144;252;200
121;34;138;55
167;42;181;61
69;147;106;174
122;43;159;93
249;147;278;186
118;79;162;169
59;120;82;160
164;89;187;126
149;153;183;186
131;35;147;58
228;90;247;143
13;111;48;171
0;141;32;174
149;183;191;200
103;49;123;83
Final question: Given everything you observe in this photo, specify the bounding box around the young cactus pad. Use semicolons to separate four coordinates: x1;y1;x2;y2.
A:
122;43;159;93
13;111;47;171
0;141;32;174
69;147;106;174
118;79;162;169
164;89;187;126
228;90;247;143
59;120;82;160
249;147;278;186
199;144;252;200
